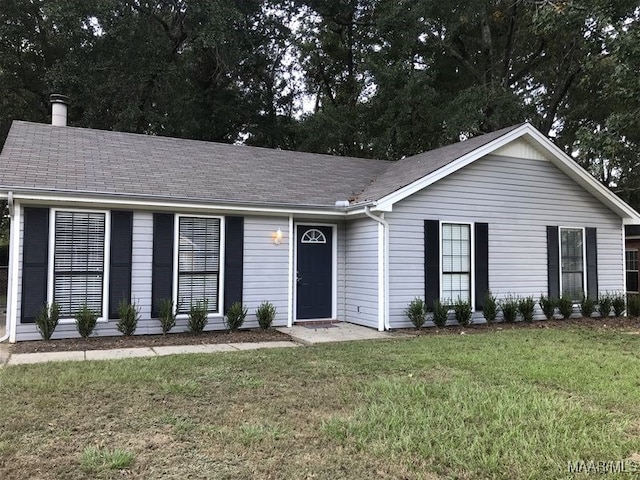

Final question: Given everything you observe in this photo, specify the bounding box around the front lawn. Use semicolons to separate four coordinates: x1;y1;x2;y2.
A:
1;327;640;479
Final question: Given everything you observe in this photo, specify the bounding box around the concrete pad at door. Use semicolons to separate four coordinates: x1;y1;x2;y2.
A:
277;322;400;345
85;347;155;361
152;344;237;356
8;350;85;365
230;341;300;351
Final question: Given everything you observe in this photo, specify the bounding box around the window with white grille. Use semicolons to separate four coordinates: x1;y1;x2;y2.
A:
442;223;471;303
53;211;106;317
560;227;585;300
177;217;221;313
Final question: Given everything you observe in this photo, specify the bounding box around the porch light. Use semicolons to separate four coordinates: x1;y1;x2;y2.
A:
272;228;283;245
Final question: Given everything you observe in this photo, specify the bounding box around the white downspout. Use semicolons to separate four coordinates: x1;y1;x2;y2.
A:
364;206;390;331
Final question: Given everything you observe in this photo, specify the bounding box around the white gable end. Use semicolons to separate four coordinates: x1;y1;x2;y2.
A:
493;138;548;161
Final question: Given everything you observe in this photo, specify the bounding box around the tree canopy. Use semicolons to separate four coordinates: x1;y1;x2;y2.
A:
0;0;639;209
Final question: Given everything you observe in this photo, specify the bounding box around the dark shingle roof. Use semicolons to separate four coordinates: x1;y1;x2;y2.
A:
0;120;525;208
357;124;524;201
0;121;392;208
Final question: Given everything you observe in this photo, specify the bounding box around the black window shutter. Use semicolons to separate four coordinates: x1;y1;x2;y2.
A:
424;220;440;307
585;227;598;298
474;223;489;310
151;213;174;318
224;216;244;314
109;211;133;319
547;226;560;298
21;207;49;323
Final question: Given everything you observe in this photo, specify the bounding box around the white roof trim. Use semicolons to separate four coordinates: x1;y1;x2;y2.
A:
10;191;348;218
374;123;640;224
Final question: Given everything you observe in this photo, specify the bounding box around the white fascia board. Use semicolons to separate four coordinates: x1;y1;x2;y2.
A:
9;191;349;218
374;123;640;224
374;124;532;211
523;127;640;224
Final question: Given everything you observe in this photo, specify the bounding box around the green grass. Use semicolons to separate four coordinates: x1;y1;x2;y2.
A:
80;447;135;472
1;327;640;479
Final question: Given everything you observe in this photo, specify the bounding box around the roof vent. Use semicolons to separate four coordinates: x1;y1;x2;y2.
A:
49;94;69;126
335;200;350;208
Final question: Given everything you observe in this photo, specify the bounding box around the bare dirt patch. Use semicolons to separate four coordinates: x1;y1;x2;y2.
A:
10;328;291;354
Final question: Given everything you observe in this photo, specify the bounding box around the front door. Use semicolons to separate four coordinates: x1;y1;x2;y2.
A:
296;225;333;319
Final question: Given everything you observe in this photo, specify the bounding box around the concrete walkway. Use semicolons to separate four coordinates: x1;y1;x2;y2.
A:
0;322;405;367
3;341;298;366
276;322;402;345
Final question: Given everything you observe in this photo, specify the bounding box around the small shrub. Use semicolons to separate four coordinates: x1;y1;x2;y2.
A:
612;293;626;317
35;302;60;340
157;298;177;334
557;293;574;319
518;296;536;323
482;291;498;324
579;295;597;318
188;300;209;335
256;301;277;330
453;298;472;327
116;300;139;336
405;297;427;329
500;295;519;323
226;302;248;331
75;305;98;339
627;295;640;317
598;293;612;319
539;295;556;320
431;299;449;328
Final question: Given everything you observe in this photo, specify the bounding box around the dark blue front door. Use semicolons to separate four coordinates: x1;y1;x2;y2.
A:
297;226;333;319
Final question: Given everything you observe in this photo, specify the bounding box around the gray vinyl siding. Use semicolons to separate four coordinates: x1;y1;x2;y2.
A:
386;154;625;328
14;210;294;341
242;216;289;327
131;211;153;319
345;217;379;328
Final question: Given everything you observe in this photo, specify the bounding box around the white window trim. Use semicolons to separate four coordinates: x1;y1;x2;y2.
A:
172;214;225;318
293;222;338;321
47;208;111;324
625;248;639;293
439;220;475;310
558;226;587;300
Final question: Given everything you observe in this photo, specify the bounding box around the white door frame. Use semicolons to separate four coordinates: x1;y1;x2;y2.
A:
293;222;338;322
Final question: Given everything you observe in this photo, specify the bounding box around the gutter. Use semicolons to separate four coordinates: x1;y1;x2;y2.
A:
0;192;13;342
0;187;376;216
364;206;390;331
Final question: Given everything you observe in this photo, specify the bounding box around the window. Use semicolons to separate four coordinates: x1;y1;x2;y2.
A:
442;223;471;303
560;227;585;300
53;211;106;317
177;216;221;314
626;250;639;293
301;228;327;244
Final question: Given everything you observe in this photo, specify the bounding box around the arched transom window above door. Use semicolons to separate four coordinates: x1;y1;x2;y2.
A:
301;228;327;244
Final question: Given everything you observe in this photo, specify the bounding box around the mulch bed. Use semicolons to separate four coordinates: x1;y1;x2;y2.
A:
397;316;640;336
10;317;640;354
10;328;291;354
